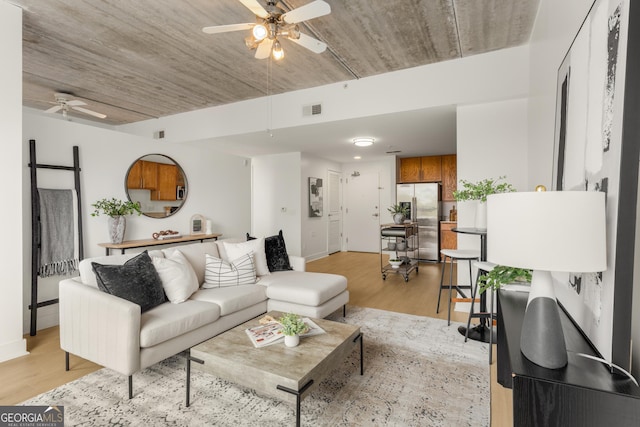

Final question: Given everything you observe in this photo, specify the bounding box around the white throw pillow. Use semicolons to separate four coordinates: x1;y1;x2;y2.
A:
203;253;257;287
152;250;199;303
223;238;270;276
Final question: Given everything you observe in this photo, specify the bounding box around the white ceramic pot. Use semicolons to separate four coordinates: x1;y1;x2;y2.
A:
108;215;126;243
393;213;405;224
284;334;300;347
475;201;487;231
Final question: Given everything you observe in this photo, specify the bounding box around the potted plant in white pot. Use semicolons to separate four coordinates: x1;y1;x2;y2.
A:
387;204;410;225
279;313;308;347
452;176;515;230
91;198;142;243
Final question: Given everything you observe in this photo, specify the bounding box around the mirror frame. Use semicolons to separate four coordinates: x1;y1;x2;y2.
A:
124;154;188;219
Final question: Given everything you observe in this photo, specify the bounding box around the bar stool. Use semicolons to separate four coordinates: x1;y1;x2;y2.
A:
465;261;497;364
437;249;480;325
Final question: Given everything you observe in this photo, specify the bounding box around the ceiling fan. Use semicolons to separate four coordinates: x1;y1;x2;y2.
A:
45;93;107;119
202;0;330;61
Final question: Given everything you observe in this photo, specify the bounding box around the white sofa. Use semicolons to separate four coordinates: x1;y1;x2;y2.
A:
58;240;349;398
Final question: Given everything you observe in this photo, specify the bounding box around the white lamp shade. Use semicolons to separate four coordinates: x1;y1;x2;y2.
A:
486;191;607;273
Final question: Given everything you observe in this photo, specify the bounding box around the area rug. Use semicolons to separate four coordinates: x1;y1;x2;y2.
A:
22;307;490;426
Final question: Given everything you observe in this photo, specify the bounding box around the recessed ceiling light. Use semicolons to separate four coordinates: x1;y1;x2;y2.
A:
353;156;362;160
353;137;374;147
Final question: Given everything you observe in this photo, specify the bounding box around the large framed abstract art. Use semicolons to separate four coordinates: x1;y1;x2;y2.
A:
552;0;640;369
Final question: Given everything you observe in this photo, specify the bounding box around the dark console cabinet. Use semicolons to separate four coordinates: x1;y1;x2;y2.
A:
497;290;640;426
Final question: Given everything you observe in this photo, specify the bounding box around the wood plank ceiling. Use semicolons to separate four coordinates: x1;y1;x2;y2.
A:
15;0;540;126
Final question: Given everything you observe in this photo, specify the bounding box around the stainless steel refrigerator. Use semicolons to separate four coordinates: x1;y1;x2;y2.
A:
397;183;440;261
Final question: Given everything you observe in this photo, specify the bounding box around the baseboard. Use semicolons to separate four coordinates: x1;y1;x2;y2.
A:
0;338;28;363
305;252;328;262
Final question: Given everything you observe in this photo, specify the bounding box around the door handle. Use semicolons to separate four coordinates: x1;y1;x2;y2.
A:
372;213;379;217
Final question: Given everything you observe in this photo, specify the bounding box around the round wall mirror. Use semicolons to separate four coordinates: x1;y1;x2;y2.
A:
124;154;188;218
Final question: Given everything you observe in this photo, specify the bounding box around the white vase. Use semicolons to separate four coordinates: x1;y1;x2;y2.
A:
108;216;126;243
284;334;300;347
475;201;487;231
393;213;405;224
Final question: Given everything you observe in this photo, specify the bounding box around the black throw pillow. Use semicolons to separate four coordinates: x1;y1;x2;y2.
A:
247;230;293;272
92;251;166;313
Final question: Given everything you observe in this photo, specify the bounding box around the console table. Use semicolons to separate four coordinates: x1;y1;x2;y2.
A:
99;233;221;255
497;289;640;426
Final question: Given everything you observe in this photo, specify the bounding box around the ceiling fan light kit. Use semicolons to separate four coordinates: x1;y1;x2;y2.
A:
202;0;330;61
353;137;375;147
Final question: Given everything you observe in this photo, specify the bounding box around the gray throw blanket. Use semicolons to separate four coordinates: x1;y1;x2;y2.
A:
38;188;79;277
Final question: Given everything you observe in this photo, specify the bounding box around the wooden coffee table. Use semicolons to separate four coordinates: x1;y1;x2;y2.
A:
186;311;363;426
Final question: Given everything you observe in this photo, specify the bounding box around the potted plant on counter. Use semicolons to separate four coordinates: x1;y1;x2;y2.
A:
478;265;532;294
279;313;308;347
387;204;410;225
91;198;142;244
452;176;515;230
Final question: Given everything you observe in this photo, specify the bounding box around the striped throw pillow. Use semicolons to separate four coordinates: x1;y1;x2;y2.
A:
203;253;257;287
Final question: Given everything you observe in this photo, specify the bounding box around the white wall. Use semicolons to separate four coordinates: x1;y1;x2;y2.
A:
456;98;530;284
0;2;28;362
251;153;302;255
22;112;251;333
300;153;341;260
118;46;530;144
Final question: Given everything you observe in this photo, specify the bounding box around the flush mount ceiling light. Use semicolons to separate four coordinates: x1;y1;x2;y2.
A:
353;137;374;147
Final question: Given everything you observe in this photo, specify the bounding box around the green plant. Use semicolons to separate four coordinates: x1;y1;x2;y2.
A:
279;313;307;336
387;204;409;216
452;176;516;203
91;198;142;218
478;265;532;294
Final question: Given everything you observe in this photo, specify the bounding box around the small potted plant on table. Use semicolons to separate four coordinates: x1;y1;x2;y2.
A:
91;198;142;243
452;176;515;230
387;204;410;225
279;313;308;347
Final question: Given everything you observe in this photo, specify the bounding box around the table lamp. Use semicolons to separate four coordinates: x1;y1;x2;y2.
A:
486;190;607;369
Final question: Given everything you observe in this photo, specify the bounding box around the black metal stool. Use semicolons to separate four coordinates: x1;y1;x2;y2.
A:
465;261;497;364
437;249;480;326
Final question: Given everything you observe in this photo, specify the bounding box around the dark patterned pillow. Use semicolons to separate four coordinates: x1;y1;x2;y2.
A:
92;251;166;313
247;230;293;272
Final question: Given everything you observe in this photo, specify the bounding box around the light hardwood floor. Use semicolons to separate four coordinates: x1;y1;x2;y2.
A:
0;251;512;426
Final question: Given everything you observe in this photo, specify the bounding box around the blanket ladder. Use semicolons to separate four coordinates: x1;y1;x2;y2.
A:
29;139;84;336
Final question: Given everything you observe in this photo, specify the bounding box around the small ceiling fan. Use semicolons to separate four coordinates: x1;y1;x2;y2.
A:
45;93;107;119
202;0;330;61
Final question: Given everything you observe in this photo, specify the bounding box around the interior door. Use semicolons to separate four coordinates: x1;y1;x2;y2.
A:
327;170;342;254
345;172;380;252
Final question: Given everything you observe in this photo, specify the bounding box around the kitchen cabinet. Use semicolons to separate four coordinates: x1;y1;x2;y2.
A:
398;156;446;183
126;160;158;190
151;163;178;201
441;155;457;201
440;221;457;261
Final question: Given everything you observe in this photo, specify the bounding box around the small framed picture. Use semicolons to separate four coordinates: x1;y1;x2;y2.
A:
190;214;205;235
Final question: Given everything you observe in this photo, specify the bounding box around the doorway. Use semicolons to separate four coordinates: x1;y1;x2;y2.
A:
327;170;342;254
345;172;381;252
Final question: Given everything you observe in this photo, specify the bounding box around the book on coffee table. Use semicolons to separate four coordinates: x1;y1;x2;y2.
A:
245;318;325;348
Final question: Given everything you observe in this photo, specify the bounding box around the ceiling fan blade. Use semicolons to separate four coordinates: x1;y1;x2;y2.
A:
72;106;107;119
238;0;269;19
202;23;254;34
45;105;62;114
67;100;87;107
288;32;327;53
255;38;273;59
282;0;330;24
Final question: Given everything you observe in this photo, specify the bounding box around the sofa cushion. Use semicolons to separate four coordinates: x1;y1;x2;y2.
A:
79;250;164;287
223;238;270;276
92;251;166;313
190;285;267;316
162;241;219;285
140;300;220;348
262;271;348;306
247;230;293;272
152;250;199;303
203;253;257;287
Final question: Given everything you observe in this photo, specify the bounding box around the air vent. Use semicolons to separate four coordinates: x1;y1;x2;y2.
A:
154;130;165;139
302;103;322;117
